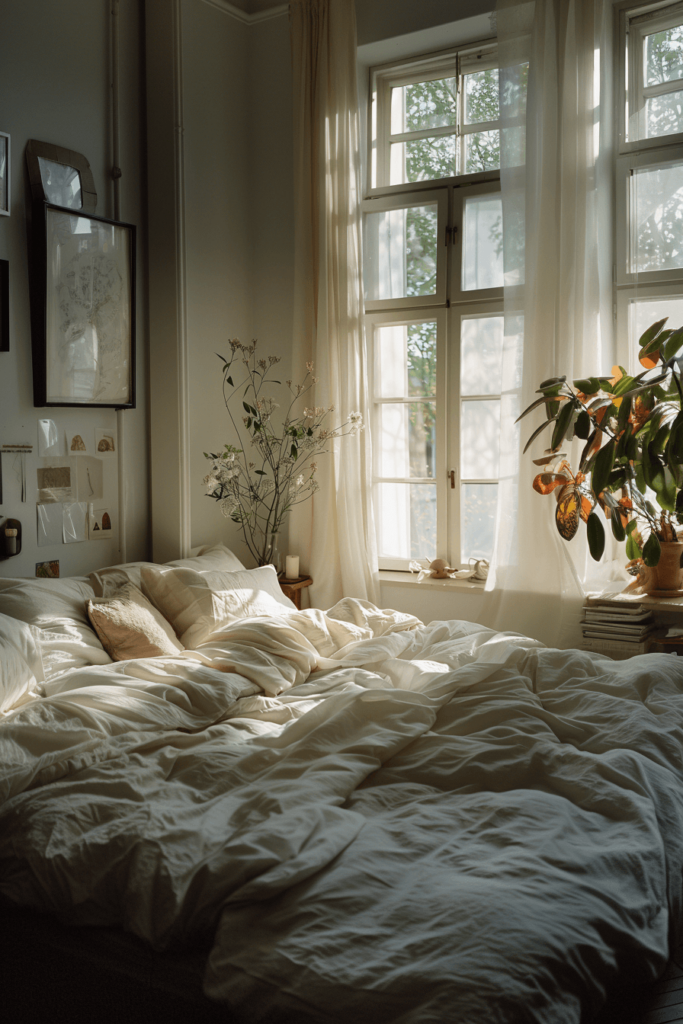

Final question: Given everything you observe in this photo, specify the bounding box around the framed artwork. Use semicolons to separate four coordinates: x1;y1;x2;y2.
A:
0;132;9;216
25;139;96;213
0;260;8;352
31;204;136;408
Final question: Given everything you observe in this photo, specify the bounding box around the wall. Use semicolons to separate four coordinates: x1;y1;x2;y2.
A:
0;0;149;579
146;0;293;567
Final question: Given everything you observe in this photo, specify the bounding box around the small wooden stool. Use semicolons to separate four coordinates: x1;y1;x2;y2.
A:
279;574;312;610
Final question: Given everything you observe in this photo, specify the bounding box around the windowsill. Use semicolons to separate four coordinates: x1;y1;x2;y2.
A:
378;570;486;592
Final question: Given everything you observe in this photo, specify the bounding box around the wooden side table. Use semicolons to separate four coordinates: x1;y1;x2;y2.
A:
279;574;312;610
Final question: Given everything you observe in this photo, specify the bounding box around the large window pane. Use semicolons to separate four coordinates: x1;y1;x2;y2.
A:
464;131;500;173
646;90;683;139
364;205;438;301
461;483;497;562
630;296;683;359
464;69;500;123
460;400;500;479
646;25;683;86
390;137;456;185
391;78;456;133
378;403;436;478
461;316;503;395
377;322;437;398
632;161;683;273
377;482;437;559
463;194;504;290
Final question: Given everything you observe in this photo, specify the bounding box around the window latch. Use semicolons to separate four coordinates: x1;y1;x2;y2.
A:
449;468;456;488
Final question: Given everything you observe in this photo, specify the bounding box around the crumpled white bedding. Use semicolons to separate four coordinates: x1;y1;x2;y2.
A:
2;598;683;1024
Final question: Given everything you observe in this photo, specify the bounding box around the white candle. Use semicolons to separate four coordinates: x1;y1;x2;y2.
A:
285;555;300;580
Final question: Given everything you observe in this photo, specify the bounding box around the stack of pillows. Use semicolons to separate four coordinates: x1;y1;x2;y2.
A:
85;546;297;660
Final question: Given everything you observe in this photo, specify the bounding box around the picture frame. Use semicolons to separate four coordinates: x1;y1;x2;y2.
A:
25;139;96;213
31;203;136;408
0;132;9;216
0;260;8;352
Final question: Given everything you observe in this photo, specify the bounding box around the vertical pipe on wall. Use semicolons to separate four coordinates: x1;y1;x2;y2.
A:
110;0;127;562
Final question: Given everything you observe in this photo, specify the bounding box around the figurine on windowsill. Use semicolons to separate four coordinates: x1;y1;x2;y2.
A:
409;558;489;583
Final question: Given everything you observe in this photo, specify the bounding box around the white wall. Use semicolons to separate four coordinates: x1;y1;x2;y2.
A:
0;0;148;579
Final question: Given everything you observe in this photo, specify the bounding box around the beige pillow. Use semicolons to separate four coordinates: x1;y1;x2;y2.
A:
87;582;185;661
140;564;296;649
88;544;247;598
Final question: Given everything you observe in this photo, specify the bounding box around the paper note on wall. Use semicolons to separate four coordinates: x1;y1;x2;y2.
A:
38;419;63;457
63;502;88;543
37;503;64;547
37;465;73;504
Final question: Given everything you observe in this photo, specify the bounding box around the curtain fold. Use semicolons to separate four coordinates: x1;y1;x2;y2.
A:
486;0;615;647
288;0;378;608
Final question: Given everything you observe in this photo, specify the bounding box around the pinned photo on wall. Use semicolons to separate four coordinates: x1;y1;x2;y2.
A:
63;501;88;543
36;464;73;504
37;502;64;547
38;419;64;457
89;507;113;539
36;560;60;579
75;456;103;502
95;428;116;455
66;429;89;454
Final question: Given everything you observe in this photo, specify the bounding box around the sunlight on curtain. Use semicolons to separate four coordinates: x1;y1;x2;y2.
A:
288;0;378;607
486;0;616;647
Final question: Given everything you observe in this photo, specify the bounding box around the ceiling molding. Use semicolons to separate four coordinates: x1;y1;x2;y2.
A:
201;0;288;24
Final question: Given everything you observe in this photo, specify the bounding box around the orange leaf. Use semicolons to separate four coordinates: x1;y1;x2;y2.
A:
533;473;570;495
556;490;580;541
580;494;594;523
609;365;624;386
639;350;659;370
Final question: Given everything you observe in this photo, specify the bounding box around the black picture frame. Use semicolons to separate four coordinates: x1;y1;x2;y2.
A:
0;259;8;352
31;203;136;409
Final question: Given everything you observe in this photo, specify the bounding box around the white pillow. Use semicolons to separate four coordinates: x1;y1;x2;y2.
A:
0;577;111;679
140;564;296;648
88;543;246;597
0;612;44;713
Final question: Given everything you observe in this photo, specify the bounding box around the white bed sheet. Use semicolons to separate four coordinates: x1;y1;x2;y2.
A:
1;601;682;1024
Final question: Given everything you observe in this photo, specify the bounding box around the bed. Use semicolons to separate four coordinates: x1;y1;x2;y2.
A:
2;545;683;1024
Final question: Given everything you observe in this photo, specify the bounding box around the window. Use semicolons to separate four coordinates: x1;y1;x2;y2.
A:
364;42;504;569
617;0;683;369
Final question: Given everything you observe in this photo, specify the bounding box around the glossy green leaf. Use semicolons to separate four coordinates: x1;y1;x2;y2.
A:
639;317;668;352
515;394;566;423
551;399;575;451
523;416;558;455
616;396;632;434
574;410;591;439
591;438;615;498
643;531;662;567
625;518;639;536
610;508;626;542
573;377;601;394
656;467;677;511
538;376;567;390
586;513;605;561
626;532;642;560
664;328;683;361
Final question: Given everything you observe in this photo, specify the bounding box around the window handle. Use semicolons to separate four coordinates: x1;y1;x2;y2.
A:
449;468;456;489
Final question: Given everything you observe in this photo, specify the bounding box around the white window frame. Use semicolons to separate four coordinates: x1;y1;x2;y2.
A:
367;308;448;571
368;39;500;197
618;0;683;152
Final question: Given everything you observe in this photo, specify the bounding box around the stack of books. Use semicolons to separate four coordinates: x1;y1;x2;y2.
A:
581;601;658;658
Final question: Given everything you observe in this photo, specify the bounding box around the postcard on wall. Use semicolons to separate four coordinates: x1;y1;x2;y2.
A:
37;502;64;547
75;456;103;502
66;428;89;455
95;428;116;455
36;464;73;504
36;560;60;579
89;507;113;539
38;418;64;457
63;501;88;544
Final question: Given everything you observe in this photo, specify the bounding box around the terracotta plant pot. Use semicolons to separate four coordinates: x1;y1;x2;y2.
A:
646;541;683;593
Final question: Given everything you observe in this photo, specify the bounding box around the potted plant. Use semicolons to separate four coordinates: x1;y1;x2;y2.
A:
519;318;683;593
203;339;363;569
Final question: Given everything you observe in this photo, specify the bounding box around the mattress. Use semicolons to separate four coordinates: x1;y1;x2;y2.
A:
1;568;683;1023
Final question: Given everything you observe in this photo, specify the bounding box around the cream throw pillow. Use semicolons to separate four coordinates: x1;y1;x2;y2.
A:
87;582;184;661
140;564;296;649
88;543;247;598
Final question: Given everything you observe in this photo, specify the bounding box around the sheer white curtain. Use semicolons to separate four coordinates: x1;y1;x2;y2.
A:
288;0;378;608
486;0;615;647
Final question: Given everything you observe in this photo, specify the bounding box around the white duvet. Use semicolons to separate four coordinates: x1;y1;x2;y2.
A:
2;599;683;1023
